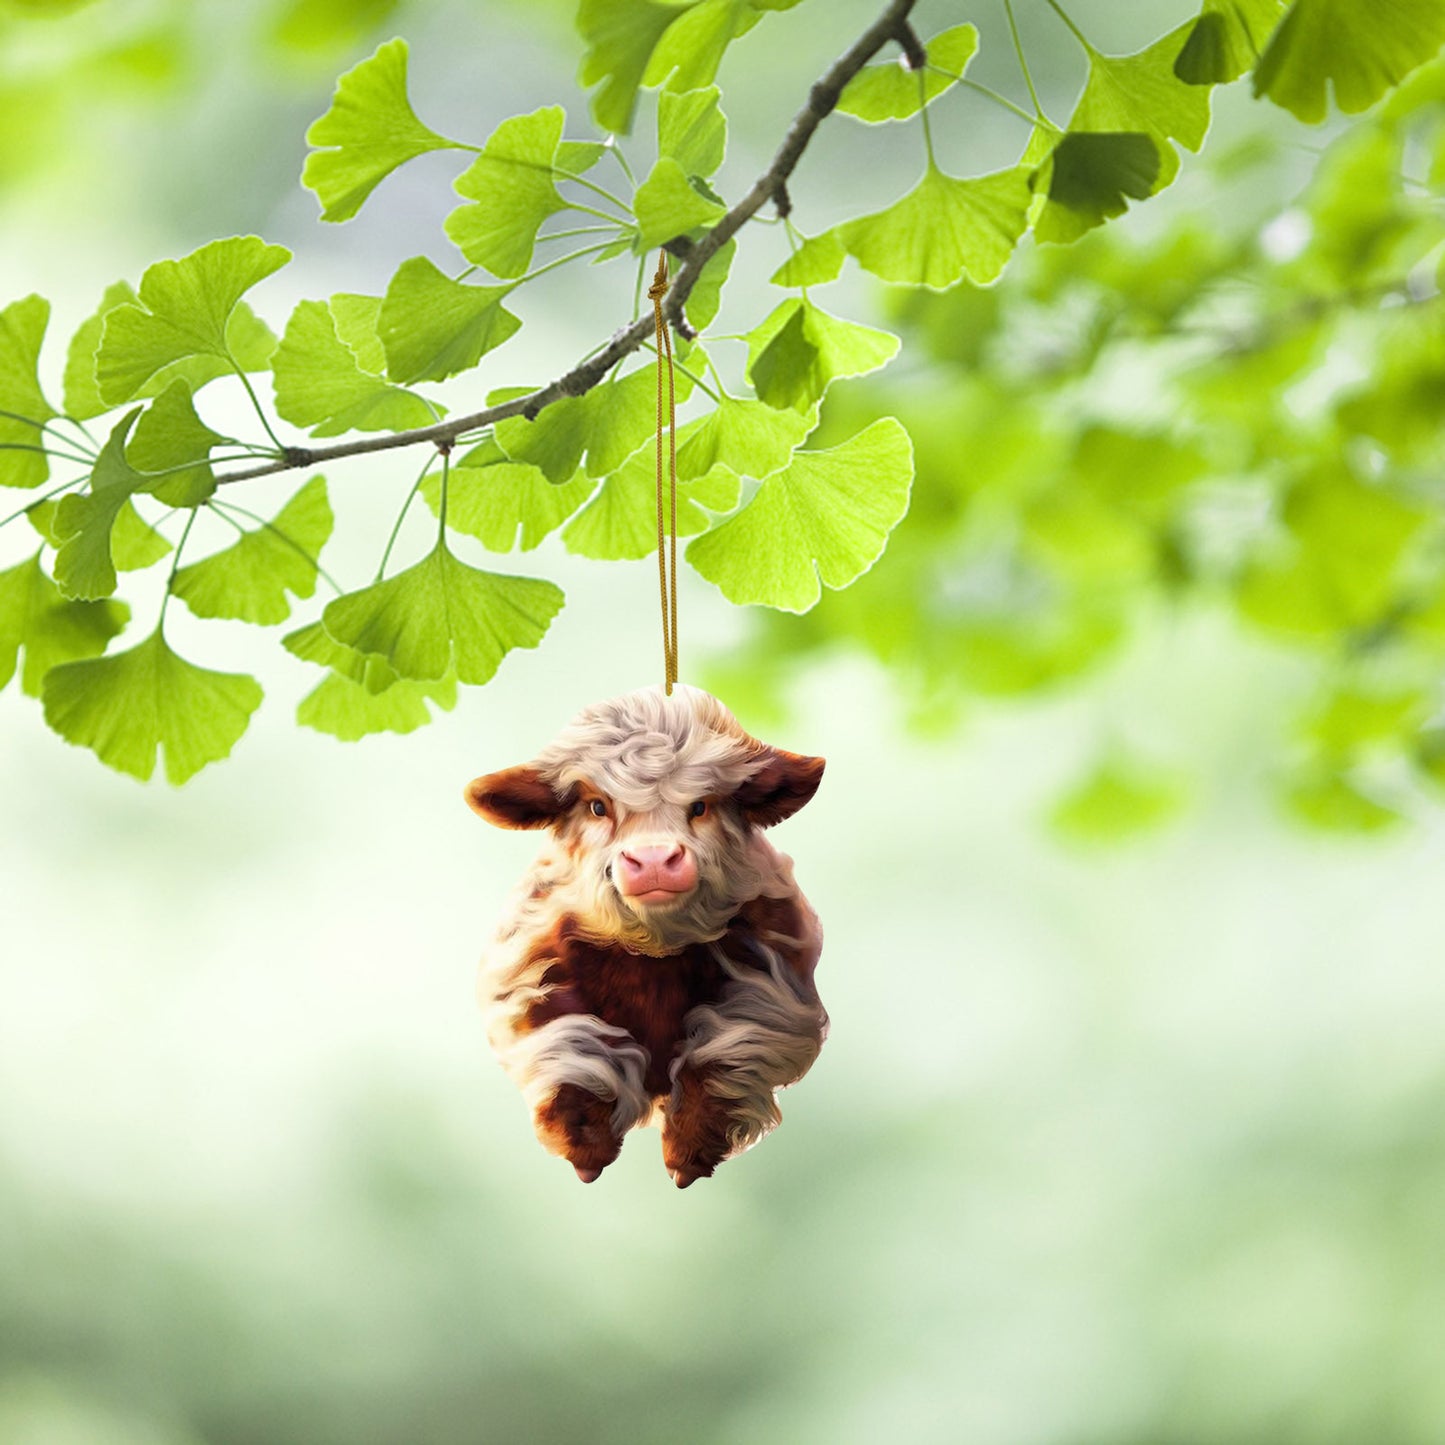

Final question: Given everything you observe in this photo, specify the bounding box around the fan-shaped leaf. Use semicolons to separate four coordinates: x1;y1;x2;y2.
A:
686;417;913;611
379;257;521;384
303;38;464;222
42;628;263;784
320;541;564;684
0;294;57;490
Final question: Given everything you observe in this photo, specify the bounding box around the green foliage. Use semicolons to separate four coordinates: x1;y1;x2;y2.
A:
686;418;913;611
51;410;149;600
41;627;263;783
423;449;594;552
1253;0;1445;122
633;158;726;249
0;295;57;490
320;540;564;685
746;299;899;411
127;381;225;507
379;258;521;384
445;107;568;279
303;38;463;221
172;477;333;625
838;164;1033;288
1175;0;1288;85
837;24;979;123
577;0;792;133
273;298;435;438
5;0;1445;796
564;454;737;560
0;551;128;696
95;237;289;405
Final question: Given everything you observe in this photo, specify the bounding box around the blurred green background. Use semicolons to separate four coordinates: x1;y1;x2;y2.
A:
3;1;1445;1442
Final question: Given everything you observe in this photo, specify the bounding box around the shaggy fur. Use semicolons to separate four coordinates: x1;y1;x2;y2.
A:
469;684;827;1186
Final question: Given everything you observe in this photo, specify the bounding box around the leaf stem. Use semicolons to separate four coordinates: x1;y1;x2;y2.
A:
566;200;638;228
0;475;87;531
1002;0;1047;115
0;408;98;460
552;167;634;215
376;453;435;580
1040;0;1096;55
227;354;287;452
639;340;720;402
605;140;636;186
0;439;97;469
159;508;198;626
208;496;344;594
538;223;628;243
517;241;619;285
917;69;937;166
930;66;1058;130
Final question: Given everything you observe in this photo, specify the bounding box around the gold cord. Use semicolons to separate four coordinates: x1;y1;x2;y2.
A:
648;249;679;695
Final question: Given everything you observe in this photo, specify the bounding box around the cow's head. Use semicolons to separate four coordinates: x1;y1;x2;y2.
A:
466;685;824;953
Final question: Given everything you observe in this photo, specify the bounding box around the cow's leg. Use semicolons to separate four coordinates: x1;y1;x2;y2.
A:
498;1014;651;1182
663;945;828;1187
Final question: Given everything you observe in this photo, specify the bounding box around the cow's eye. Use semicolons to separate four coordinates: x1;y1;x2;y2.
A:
690;800;707;818
590;799;607;818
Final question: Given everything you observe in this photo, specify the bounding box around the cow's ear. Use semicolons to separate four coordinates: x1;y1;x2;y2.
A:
465;766;570;829
734;749;825;827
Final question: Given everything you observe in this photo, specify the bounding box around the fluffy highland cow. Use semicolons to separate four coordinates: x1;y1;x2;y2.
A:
467;685;827;1187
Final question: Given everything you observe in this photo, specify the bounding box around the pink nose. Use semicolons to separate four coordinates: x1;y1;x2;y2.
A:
617;843;697;899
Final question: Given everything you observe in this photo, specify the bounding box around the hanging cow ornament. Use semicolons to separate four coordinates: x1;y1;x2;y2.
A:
466;684;827;1186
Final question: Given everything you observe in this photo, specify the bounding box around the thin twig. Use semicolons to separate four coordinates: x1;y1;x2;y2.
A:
214;0;918;490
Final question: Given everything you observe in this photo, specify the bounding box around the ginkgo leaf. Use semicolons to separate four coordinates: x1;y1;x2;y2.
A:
1254;0;1445;122
770;231;845;288
111;500;172;572
645;0;764;94
577;0;687;133
303;38;465;222
0;551;129;697
297;669;458;741
837;164;1031;288
837;24;979;122
1031;132;1161;244
320;541;564;684
556;139;608;175
422;458;595;551
64;281;137;422
1033;23;1211;241
52;410;147;600
492;389;593;482
686;239;735;331
445;107;568;279
674;392;814;480
585;364;692;477
172;476;333;625
272;299;436;438
563;455;738;560
378;257;521;383
284;618;401;695
1175;0;1287;84
95;237;291;405
328;293;388;374
633;157;726;249
0;294;57;490
127;379;225;507
42;627;263;784
686;417;913;611
657;85;727;178
745;298;899;412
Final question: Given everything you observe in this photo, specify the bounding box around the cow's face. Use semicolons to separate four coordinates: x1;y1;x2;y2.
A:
466;686;824;953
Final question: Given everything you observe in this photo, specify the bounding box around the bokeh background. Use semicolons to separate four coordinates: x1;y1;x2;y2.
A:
3;1;1445;1442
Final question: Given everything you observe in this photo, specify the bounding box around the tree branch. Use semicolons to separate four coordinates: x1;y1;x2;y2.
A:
216;0;918;489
